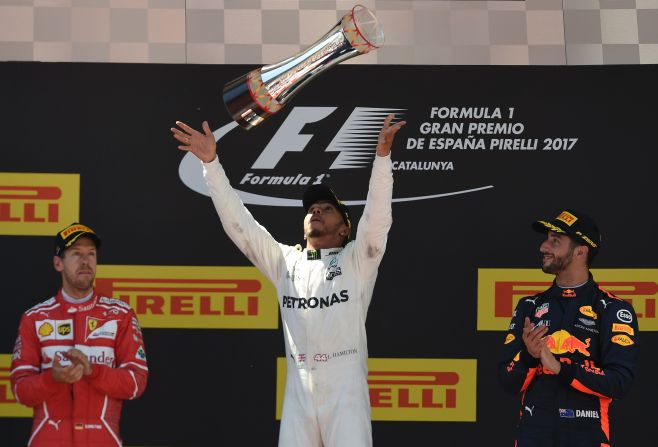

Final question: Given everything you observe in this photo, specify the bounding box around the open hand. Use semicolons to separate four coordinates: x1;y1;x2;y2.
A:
376;114;406;157
522;317;548;358
171;120;217;163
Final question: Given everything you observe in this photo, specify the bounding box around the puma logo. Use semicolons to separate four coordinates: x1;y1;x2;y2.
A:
525;297;538;305
524;405;535;417
600;299;610;309
48;419;62;431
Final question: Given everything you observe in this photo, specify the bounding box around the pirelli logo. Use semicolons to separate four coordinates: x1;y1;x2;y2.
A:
0;173;79;235
275;358;477;422
0;354;32;417
478;269;658;331
95;265;278;329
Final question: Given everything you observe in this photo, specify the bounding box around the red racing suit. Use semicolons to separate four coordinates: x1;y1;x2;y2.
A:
10;290;148;447
498;276;639;447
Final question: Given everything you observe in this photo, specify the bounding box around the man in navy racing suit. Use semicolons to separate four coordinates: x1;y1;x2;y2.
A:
171;114;405;447
498;210;639;447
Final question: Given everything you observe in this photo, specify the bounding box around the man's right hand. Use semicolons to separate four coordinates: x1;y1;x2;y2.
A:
522;316;549;358
171;120;217;163
51;354;84;384
64;348;93;376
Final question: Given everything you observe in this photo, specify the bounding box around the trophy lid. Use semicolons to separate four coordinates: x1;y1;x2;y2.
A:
351;5;385;49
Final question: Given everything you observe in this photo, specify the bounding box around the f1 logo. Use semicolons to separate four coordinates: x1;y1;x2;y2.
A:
252;106;405;170
252;107;337;169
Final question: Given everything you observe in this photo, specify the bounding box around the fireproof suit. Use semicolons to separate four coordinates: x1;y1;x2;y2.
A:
203;154;393;447
498;276;639;447
10;290;148;447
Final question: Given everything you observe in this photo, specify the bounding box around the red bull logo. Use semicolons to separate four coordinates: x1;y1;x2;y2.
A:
545;330;590;356
562;289;576;298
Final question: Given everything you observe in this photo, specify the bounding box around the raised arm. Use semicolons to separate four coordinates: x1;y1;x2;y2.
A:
352;115;405;282
171;120;289;283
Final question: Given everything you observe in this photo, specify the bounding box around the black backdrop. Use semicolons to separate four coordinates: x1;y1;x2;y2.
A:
1;62;657;446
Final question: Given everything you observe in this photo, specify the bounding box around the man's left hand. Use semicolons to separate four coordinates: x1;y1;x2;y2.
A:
376;114;406;157
540;344;561;374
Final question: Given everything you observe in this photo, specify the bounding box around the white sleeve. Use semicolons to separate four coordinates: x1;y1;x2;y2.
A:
202;158;288;284
352;153;394;279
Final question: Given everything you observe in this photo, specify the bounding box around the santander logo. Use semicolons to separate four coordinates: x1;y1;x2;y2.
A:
178;106;494;207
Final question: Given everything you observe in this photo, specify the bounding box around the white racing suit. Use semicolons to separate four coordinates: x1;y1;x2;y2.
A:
203;154;393;447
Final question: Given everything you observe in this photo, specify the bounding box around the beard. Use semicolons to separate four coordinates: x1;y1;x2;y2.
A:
541;246;575;274
306;228;325;238
63;269;95;293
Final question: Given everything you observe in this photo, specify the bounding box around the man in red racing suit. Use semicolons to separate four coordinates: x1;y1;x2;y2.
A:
10;223;148;446
498;210;639;447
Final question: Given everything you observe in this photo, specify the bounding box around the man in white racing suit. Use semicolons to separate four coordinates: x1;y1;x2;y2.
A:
171;114;405;447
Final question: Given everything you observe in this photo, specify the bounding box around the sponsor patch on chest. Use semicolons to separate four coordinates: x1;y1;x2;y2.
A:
35;319;74;341
534;303;549;318
86;318;118;340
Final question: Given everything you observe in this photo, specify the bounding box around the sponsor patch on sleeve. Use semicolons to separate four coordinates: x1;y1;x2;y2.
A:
610;334;634;347
611;323;634;336
615;309;633;324
135;346;147;361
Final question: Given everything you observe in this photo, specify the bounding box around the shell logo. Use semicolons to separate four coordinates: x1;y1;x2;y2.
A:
38;322;54;337
545;330;591;356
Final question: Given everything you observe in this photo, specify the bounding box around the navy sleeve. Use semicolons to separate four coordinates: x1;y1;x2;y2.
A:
498;296;541;394
557;297;639;399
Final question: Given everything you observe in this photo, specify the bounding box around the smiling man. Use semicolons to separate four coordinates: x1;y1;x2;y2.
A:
10;223;148;446
172;114;405;447
498;210;640;447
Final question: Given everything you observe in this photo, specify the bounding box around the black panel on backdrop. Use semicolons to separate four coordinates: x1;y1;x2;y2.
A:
1;62;656;446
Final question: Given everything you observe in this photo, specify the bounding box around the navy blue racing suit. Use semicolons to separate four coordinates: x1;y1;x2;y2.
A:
498;275;639;447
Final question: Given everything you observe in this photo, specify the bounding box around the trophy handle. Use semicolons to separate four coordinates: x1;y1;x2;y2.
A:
223;5;384;130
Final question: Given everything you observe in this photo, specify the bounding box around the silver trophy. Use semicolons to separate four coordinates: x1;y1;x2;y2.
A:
223;5;384;130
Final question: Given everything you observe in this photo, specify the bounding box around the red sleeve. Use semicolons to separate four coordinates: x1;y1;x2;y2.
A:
10;313;68;406
86;309;148;400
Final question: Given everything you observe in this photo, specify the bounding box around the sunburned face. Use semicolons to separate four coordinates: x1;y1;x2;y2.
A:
539;231;576;275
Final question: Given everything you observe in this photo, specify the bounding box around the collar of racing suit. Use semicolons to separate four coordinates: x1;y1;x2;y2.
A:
305;247;343;260
57;288;100;313
550;273;595;299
